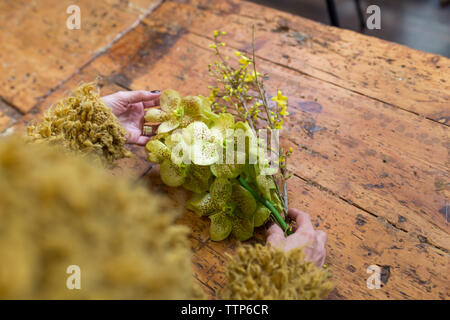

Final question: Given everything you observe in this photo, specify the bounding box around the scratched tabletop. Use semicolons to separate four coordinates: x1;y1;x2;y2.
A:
1;0;448;299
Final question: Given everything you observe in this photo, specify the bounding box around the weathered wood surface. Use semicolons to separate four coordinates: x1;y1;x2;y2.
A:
4;0;449;299
0;0;162;113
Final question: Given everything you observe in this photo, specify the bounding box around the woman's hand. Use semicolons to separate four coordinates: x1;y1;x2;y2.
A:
102;90;160;145
266;208;328;268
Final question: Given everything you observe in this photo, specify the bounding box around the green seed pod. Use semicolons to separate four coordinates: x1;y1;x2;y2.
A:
254;205;271;227
187;192;216;217
160;159;185;187
160;89;181;113
210;178;232;206
209;212;232;241
232;184;256;218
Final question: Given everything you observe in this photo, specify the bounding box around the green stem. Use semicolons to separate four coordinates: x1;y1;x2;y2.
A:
238;176;292;235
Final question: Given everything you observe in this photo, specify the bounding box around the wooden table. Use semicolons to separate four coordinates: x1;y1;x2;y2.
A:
1;0;448;300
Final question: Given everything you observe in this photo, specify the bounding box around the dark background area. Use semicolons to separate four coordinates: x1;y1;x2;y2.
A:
248;0;450;57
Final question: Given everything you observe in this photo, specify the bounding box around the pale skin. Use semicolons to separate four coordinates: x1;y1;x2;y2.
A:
103;90;328;267
102;90;161;145
266;208;327;268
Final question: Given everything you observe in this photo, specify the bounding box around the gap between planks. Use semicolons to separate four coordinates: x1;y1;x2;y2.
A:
292;172;449;255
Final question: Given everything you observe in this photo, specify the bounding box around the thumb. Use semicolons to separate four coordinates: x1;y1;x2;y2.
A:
136;136;151;146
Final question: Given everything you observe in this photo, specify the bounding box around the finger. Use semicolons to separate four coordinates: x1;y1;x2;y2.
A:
316;230;328;245
267;223;285;238
129;102;145;112
288;209;315;233
142;99;159;108
126;130;141;144
136;136;151;146
119;90;161;104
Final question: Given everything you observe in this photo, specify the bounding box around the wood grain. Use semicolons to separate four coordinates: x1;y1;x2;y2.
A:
145;0;450;123
0;0;161;113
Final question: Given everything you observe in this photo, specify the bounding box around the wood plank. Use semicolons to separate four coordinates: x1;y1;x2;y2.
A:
0;0;161;113
141;165;449;299
0;111;11;133
286;175;449;300
0;98;22;133
146;0;450;123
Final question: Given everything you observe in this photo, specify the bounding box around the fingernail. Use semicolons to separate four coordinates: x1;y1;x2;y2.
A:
150;90;160;93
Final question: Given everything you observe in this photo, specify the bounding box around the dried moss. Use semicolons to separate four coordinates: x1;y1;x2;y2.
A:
0;135;203;299
27;83;131;164
218;244;334;300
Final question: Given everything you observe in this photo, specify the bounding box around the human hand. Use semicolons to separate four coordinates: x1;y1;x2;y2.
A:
102;90;161;145
266;208;327;268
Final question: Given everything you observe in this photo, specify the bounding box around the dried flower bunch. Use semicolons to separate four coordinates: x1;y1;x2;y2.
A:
27;82;131;164
0;135;202;299
218;244;334;300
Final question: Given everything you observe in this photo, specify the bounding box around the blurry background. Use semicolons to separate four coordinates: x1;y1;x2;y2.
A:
249;0;450;56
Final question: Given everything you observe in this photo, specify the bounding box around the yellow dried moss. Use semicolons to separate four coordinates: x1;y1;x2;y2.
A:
218;244;334;300
27;83;131;163
0;135;203;299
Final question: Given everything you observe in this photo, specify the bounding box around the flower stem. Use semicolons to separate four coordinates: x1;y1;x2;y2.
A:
238;176;292;235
